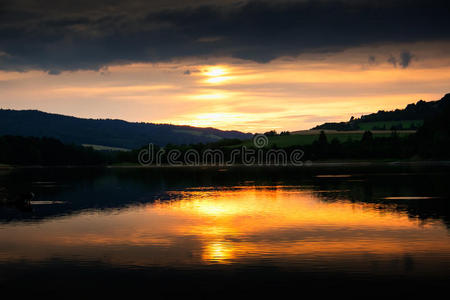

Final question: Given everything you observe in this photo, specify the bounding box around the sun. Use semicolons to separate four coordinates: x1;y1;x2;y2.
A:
202;66;232;84
204;67;227;77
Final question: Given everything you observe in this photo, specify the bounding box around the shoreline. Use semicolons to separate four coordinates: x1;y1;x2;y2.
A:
2;160;450;169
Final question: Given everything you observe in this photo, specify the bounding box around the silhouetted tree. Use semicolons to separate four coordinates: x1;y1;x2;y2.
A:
264;130;277;137
318;131;328;146
361;131;373;143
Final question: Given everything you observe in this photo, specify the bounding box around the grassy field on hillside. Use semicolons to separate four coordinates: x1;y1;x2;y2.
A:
173;129;222;140
237;130;415;148
82;144;130;152
357;120;423;130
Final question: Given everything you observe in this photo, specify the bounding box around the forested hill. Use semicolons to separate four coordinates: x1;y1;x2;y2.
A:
313;93;450;131
0;109;252;149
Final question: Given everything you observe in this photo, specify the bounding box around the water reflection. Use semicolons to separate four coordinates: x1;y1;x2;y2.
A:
1;184;449;272
1;166;449;297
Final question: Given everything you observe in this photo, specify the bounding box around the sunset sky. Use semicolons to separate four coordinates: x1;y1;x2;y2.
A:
1;0;449;132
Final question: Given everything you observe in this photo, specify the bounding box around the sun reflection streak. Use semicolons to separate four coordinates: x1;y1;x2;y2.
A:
203;242;235;263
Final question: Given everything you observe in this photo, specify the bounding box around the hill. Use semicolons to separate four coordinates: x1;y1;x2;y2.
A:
225;94;450;150
0;109;252;149
182;96;450;162
415;93;450;158
313;93;450;131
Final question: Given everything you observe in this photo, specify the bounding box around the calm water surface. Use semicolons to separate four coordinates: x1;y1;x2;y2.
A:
1;165;449;297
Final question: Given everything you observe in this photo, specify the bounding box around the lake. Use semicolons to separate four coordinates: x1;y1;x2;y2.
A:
1;164;449;298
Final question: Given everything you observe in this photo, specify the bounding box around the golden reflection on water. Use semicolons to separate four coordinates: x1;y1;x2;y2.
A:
1;186;450;269
152;187;450;264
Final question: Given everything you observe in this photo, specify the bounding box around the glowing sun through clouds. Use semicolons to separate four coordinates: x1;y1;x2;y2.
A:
203;67;231;84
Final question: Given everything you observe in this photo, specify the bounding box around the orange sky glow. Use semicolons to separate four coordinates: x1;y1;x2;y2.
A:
1;43;450;132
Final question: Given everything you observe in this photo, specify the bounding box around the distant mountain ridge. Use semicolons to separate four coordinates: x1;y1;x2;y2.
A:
0;109;252;149
313;93;450;131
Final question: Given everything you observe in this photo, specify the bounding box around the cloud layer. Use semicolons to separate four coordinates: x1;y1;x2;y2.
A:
1;0;449;73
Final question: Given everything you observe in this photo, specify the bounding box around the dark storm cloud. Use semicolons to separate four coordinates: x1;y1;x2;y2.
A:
387;51;414;68
400;51;413;68
0;0;449;73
